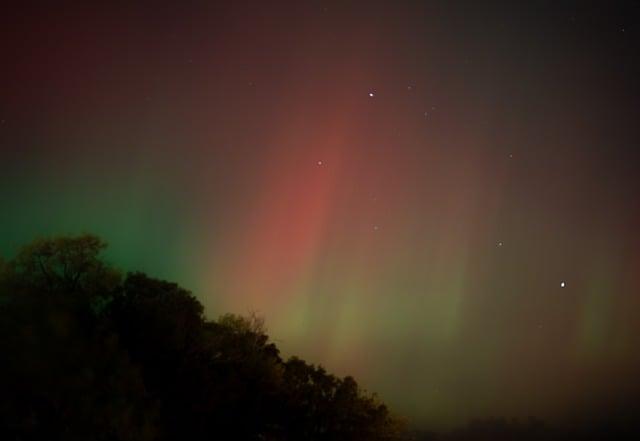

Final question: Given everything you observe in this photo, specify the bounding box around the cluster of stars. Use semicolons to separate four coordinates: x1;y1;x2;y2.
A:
314;86;568;291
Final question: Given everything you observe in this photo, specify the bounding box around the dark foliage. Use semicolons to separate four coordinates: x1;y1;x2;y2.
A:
0;235;405;441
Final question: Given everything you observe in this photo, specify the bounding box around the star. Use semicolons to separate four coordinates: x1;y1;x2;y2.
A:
317;160;323;166
373;225;380;231
560;281;566;288
497;241;503;247
368;91;375;98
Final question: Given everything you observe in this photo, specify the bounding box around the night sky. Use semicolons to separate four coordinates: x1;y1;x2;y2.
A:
1;1;639;429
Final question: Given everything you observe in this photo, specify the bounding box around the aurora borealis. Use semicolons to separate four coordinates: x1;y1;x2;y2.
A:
1;1;639;429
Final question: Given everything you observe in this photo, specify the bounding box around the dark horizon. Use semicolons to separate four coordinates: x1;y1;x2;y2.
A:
2;234;640;441
1;1;640;431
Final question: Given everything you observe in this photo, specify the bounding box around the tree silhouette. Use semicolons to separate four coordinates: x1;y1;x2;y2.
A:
0;235;406;441
0;236;154;441
10;234;120;295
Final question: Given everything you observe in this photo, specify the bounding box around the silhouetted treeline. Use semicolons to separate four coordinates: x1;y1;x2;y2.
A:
2;235;638;441
0;235;405;441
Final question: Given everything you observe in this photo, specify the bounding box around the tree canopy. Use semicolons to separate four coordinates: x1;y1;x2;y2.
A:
0;234;406;441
